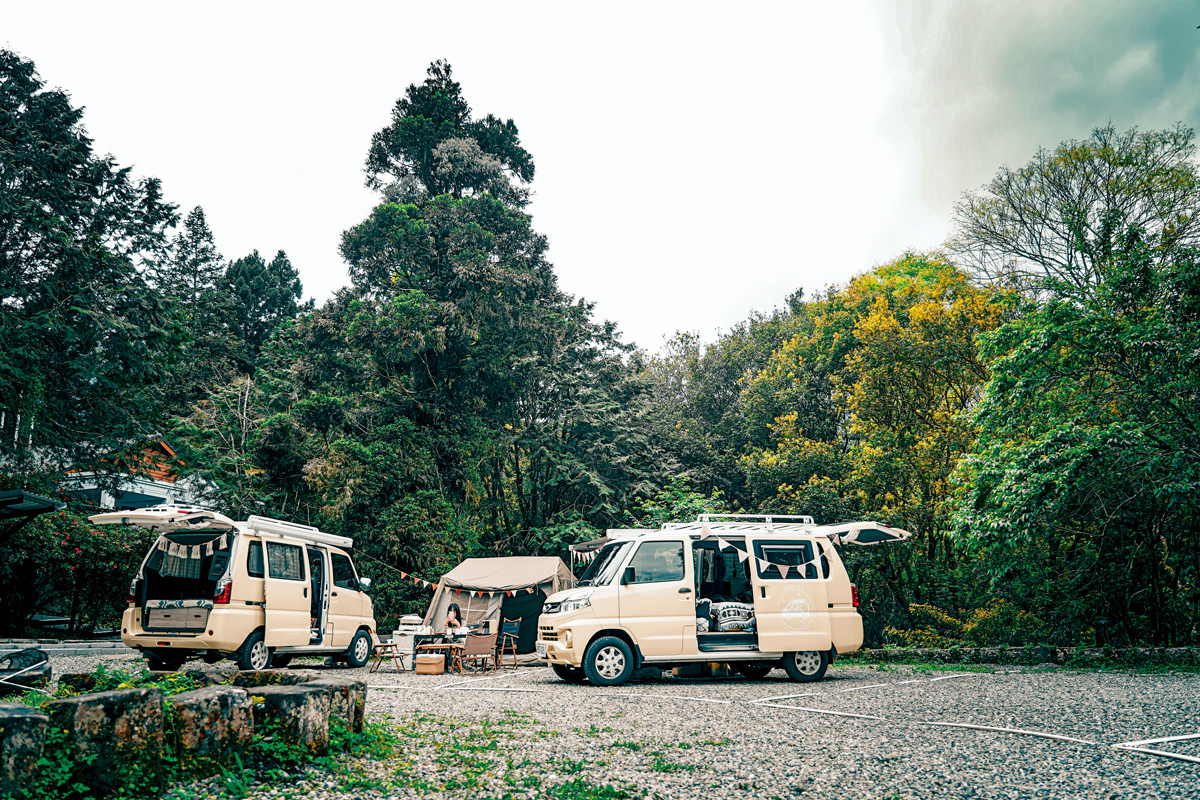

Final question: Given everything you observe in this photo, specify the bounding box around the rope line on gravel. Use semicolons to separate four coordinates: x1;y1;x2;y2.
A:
437;670;533;690
922;721;1097;745
1114;732;1200;748
624;692;733;704
1110;745;1200;765
756;702;885;721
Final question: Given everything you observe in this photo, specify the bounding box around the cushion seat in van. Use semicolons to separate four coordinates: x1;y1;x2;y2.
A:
144;599;215;610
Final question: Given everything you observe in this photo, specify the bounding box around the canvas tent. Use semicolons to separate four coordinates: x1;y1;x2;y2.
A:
422;557;574;653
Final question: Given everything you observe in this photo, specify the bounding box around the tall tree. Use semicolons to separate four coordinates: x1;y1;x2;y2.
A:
0;49;181;471
224;249;304;374
364;59;534;205
951;123;1200;300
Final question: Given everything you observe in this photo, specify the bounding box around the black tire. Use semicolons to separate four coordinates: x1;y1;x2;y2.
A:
551;663;587;683
237;631;272;671
582;636;634;686
782;650;829;683
270;654;293;668
733;662;774;680
146;650;186;672
345;630;372;668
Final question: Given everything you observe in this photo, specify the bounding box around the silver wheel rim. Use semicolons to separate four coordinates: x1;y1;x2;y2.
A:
354;636;369;663
594;645;626;679
249;641;270;671
793;651;822;675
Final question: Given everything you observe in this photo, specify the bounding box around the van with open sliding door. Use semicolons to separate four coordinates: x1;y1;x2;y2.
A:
91;507;377;671
537;514;909;685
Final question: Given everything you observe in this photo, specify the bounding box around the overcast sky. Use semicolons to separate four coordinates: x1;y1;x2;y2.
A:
5;1;1199;351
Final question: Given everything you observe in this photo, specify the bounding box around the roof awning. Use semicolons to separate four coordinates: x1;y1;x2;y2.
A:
0;490;66;544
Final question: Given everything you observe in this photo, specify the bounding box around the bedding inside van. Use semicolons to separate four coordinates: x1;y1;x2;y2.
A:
141;531;230;603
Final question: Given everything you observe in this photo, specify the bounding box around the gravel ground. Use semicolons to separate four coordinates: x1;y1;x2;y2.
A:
46;652;1200;799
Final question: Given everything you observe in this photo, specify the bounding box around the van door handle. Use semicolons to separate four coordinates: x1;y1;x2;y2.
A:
332;591;338;597
761;586;766;599
678;587;691;594
304;588;308;598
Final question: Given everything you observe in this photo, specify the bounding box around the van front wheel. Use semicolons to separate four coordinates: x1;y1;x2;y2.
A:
345;630;372;668
583;636;634;686
782;650;828;682
237;632;272;671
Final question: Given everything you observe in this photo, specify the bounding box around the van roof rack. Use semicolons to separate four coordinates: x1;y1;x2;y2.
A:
661;514;816;533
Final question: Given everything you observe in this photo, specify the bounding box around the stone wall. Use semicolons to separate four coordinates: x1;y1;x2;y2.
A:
0;669;367;795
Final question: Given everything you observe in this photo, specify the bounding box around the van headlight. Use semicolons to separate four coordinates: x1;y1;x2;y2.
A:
559;594;592;614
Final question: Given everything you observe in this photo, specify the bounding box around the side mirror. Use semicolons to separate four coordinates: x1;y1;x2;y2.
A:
621;567;635;585
358;577;372;591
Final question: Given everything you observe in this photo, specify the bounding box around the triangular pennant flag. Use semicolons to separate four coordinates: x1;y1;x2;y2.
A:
715;537;729;550
527;587;534;593
431;583;438;590
400;571;408;579
736;549;749;563
700;524;713;539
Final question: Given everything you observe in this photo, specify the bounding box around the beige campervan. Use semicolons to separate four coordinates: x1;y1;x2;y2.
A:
537;514;909;685
92;507;377;671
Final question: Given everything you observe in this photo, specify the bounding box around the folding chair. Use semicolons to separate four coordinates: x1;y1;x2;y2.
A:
498;617;521;669
369;641;409;673
454;630;499;674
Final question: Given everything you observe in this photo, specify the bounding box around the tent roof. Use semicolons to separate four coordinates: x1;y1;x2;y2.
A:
438;556;570;591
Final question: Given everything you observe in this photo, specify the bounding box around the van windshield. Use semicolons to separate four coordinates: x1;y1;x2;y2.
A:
578;541;632;586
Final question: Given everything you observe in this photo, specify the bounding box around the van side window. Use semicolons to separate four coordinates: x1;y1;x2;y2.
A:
331;553;359;590
754;541;818;580
266;542;306;581
627;541;685;583
247;541;264;578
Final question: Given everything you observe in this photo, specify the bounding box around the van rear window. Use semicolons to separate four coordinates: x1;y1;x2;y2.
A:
247;541;264;578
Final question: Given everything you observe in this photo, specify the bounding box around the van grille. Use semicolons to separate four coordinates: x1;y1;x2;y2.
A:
538;626;558;642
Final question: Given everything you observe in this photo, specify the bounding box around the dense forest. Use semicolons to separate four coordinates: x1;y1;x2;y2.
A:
2;52;1198;648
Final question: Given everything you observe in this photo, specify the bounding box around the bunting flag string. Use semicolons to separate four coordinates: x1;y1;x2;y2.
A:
710;536;815;574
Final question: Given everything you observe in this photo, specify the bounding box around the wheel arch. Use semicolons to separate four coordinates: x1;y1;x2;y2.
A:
584;628;643;668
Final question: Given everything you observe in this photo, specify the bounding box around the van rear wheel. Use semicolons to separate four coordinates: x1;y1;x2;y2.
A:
551;663;587;683
782;650;828;682
583;636;634;686
237;632;272;671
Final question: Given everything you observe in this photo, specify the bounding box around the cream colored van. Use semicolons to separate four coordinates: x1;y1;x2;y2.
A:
537;514;909;685
91;507;377;672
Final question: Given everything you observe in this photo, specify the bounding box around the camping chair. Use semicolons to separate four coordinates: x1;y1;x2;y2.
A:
498;617;521;669
453;630;498;674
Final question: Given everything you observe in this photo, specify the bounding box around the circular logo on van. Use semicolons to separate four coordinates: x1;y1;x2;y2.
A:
778;588;814;632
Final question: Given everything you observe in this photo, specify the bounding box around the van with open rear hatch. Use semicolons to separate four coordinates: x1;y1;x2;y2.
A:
91;506;377;671
537;514;909;685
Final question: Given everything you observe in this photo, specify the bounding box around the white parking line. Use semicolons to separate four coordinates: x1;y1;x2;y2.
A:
625;692;733;704
840;683;890;693
1113;732;1200;748
448;686;543;693
752;691;822;703
922;721;1097;745
1111;745;1200;765
928;673;986;682
437;670;533;690
757;702;885;721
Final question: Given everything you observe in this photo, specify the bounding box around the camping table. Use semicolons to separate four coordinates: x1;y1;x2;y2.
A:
369;641;409;673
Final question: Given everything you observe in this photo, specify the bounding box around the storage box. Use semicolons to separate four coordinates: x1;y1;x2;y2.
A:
415;654;445;675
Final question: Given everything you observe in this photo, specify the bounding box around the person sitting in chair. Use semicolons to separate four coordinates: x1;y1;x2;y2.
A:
444;603;464;633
